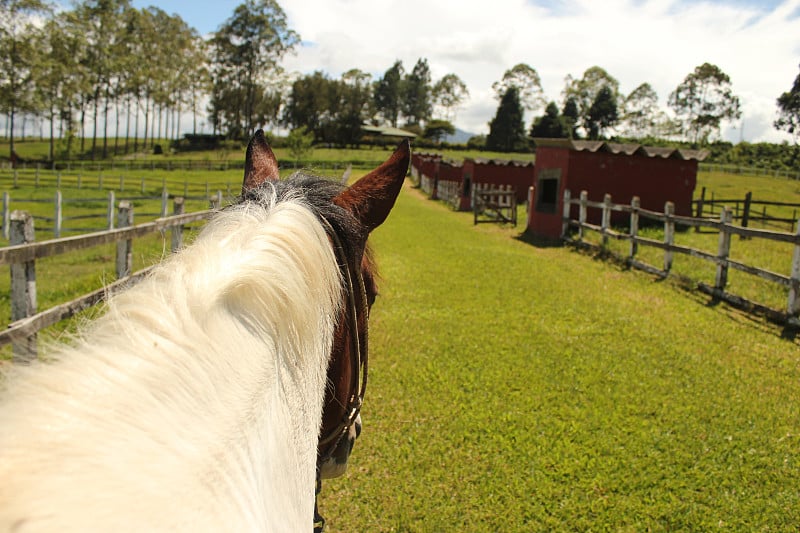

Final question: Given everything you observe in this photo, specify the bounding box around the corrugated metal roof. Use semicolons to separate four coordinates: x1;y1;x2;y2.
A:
362;125;418;138
470;158;535;167
532;138;708;161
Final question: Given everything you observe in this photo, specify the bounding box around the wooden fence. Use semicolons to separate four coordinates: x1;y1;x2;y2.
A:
2;166;235;198
1;200;214;363
472;184;517;226
1;188;223;239
562;189;800;324
693;187;800;232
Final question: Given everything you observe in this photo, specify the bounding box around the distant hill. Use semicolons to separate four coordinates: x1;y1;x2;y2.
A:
444;128;477;144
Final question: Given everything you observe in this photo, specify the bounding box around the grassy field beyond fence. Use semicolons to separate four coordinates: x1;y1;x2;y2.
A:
319;182;799;532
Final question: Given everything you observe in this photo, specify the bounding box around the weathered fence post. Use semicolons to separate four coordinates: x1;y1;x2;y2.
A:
13;168;18;187
629;196;640;261
714;207;733;294
664;201;675;273
116;201;133;278
2;191;9;239
141;177;146;194
161;188;169;218
98;172;104;189
560;189;570;239
77;173;82;189
578;190;588;242
10;211;37;362
788;219;800;316
210;190;222;210
54;190;63;238
740;191;752;239
171;197;185;253
106;191;115;230
601;193;612;247
119;175;125;192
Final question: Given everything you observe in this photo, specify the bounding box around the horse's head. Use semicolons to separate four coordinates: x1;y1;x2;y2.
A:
241;130;409;480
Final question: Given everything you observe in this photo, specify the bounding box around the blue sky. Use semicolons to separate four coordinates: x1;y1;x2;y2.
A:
111;1;800;142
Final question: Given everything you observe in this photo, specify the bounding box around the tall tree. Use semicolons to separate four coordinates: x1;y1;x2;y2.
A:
586;85;618;139
402;58;432;127
374;60;404;127
283;71;337;142
530;102;569;139
492;63;545;115
486;87;528;152
621;82;659;138
0;0;52;159
432;73;469;123
209;0;299;138
775;63;800;143
336;68;372;146
668;62;741;144
562;66;620;137
562;97;579;139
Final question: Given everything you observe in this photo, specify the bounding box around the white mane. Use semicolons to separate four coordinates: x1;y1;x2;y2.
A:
0;189;342;532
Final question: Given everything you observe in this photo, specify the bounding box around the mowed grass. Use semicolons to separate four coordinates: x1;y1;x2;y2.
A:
2;161;800;528
318;183;800;531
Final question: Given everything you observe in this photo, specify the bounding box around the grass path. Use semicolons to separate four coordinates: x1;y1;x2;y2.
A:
320;181;800;531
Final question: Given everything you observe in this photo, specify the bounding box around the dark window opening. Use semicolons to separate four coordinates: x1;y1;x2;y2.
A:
536;176;559;213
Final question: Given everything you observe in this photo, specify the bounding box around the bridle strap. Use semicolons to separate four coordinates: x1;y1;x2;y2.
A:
313;217;370;533
316;217;369;457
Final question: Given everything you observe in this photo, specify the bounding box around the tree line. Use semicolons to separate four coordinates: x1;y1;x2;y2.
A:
485;62;794;153
2;0;799;161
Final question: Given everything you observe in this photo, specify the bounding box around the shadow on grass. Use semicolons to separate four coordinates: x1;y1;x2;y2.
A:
513;230;564;248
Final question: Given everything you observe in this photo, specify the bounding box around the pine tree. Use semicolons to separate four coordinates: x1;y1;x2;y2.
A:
486;87;528;152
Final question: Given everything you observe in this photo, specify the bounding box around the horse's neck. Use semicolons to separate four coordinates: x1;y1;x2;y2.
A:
0;201;341;531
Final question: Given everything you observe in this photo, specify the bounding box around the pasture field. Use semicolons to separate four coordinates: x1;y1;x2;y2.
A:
319;182;799;531
2;160;800;529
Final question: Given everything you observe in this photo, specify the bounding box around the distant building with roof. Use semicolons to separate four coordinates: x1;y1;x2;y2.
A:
527;138;708;239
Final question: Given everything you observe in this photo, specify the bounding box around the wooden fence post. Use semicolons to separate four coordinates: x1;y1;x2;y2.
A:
788;220;800;316
54;190;63;238
601;193;612;247
13;168;18;187
116;201;133;278
578;190;588;242
664;201;675;273
10;211;37;362
161;188;169;218
2;191;9;239
210;190;222;210
714;207;733;294
171;197;185;253
106;191;115;230
560;189;570;239
629;196;640;260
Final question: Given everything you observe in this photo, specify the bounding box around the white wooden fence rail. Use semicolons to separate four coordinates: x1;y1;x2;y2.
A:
1;200;215;363
561;189;800;323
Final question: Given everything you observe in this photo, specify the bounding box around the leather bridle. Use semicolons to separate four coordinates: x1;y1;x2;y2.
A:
314;216;370;533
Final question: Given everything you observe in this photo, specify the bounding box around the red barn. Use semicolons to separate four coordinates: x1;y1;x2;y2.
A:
527;138;707;239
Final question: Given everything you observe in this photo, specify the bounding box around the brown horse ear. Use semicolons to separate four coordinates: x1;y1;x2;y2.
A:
242;129;279;194
335;139;410;233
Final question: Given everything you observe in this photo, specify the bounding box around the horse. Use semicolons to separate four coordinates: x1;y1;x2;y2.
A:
0;131;410;532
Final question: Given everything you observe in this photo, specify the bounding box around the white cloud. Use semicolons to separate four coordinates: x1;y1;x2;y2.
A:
281;0;800;143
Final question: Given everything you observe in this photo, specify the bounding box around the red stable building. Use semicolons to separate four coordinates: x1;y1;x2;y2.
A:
526;138;708;239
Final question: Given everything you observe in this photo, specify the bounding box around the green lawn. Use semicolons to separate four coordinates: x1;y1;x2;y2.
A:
2;159;800;529
318;183;799;532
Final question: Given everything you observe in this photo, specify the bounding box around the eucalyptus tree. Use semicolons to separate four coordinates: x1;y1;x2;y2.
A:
209;0;299;138
432;73;469;123
72;0;131;159
492;63;545;115
34;14;87;160
402;58;432;127
562;66;620;136
621;82;659;138
374;60;404;127
775;64;800;143
0;0;52;158
282;71;337;142
337;69;372;146
668;62;741;144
